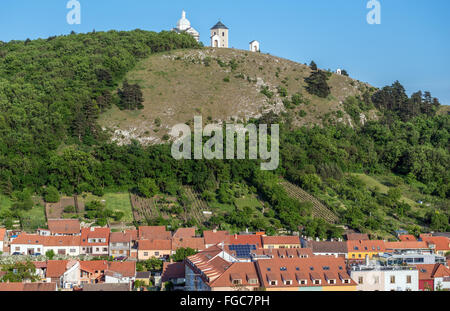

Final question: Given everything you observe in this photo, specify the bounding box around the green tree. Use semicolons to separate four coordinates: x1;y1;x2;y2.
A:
137;178;159;198
46;250;55;259
171;247;197;262
44;186;60;203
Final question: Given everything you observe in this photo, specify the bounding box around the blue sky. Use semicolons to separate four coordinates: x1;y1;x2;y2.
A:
1;0;449;104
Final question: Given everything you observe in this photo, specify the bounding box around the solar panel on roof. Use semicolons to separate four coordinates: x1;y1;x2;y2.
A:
229;244;257;258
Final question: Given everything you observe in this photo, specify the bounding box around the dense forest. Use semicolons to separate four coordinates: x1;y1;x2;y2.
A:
0;30;448;238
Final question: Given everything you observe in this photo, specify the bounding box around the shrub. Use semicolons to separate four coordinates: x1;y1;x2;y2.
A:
260;86;274;99
44;186;60;203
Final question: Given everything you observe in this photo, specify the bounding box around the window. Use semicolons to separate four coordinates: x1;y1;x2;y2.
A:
232;279;242;285
280;267;287;271
373;276;379;284
358;277;364;284
390;276;396;284
352;254;355;258
95;247;99;252
323;266;330;271
15;247;20;251
358;254;362;258
37;248;41;252
270;281;277;286
222;32;225;36
103;248;107;252
314;280;321;285
155;252;160;256
284;280;292;285
299;280;307;285
329;280;335;285
249;279;258;285
144;252;148;256
70;249;76;253
406;275;412;284
354;246;359;250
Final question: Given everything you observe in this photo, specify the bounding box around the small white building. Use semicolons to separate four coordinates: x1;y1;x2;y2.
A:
172;10;200;42
249;40;260;52
336;68;342;75
210;21;229;48
350;265;419;291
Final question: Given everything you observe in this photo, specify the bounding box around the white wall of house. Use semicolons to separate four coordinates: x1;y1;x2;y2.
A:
434;277;450;291
351;270;384;291
43;246;81;256
11;243;43;255
63;262;80;289
383;270;418;291
105;274;135;284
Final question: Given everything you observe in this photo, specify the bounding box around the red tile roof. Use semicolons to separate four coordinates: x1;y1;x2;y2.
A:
209;262;260;288
203;230;229;246
228;234;263;248
107;261;136;278
262;236;301;246
125;229;138;241
138;239;172;251
385;241;429;251
346;233;369;241
0;282;57;291
256;257;355;288
47;219;80;235
11;234;80;247
421;236;450;251
0;228;6;240
46;260;70;278
80;260;108;273
81;228;110;246
110;232;133;243
347;240;385;252
138;226;171;240
162;262;185;282
172;237;205;251
399;235;417;242
173;228;196;239
416;264;450;280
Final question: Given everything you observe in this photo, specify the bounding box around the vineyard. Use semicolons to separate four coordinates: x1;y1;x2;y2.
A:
182;186;210;225
280;180;340;224
130;194;160;223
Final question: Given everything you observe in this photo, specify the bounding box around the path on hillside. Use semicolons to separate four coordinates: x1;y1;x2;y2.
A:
280;180;339;224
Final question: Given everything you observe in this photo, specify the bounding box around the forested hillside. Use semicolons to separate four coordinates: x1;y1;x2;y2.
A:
0;30;448;238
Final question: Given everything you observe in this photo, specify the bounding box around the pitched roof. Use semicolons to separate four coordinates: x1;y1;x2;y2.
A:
110;232;133;243
421;236;450;251
256;257;355;288
11;234;44;245
0;228;6;239
173;228;196;239
399;235;417;241
172;237;205;251
385;241;429;251
228;234;263;248
250;248;314;259
0;282;57;291
186;246;233;283
345;233;369;241
262;236;301;246
203;230;229;246
125;229;138;241
307;241;348;253
162;262;185;282
209;262;260;288
47;219;80;235
138;226;171;240
46;260;70;278
43;235;81;247
11;234;80;247
138;239;172;251
211;21;228;30
81;227;110;246
346;240;385;252
416;264;450;279
82;283;130;291
107;261;136;278
80;260;108;273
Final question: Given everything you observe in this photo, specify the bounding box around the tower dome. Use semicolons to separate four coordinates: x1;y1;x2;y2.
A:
176;10;191;31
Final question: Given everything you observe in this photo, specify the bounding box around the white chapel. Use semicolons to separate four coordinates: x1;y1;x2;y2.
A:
172;10;200;42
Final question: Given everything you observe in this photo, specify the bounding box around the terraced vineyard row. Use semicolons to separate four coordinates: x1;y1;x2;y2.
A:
183;186;208;224
130;194;160;222
280;180;339;224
